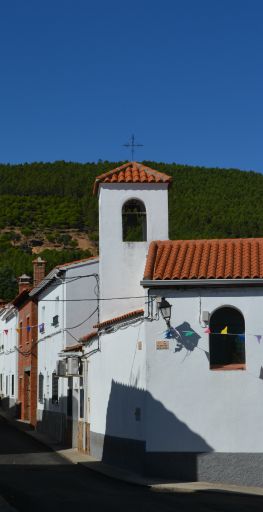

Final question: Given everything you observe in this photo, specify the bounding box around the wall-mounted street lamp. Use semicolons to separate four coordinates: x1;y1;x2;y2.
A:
158;297;172;328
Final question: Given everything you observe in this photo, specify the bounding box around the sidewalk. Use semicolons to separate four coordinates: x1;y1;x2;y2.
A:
2;409;263;498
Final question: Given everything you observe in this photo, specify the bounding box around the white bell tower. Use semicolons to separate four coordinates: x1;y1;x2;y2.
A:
93;162;171;320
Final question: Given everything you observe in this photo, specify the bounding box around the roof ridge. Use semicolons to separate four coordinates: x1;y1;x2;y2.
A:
93;162;172;195
93;309;144;329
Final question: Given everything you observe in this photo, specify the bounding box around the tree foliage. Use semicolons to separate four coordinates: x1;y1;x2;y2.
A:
0;159;263;300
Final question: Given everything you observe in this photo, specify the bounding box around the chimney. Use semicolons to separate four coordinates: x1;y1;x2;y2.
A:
33;257;46;287
18;274;31;294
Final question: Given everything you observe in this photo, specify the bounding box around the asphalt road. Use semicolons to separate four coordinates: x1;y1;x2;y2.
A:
0;417;262;512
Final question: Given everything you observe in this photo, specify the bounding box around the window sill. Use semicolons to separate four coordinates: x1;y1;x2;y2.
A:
210;364;246;371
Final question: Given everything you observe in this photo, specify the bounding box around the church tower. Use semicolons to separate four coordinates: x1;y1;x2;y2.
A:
93;162;172;319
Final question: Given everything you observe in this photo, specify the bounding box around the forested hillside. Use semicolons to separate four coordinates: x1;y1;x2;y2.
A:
0;160;263;300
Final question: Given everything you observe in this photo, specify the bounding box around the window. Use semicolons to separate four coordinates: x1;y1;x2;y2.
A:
122;199;146;242
19;321;23;346
6;375;8;396
38;373;44;403
52;297;59;326
0;374;2;392
40;306;45;333
46;373;50;398
52;315;59;327
52;371;58;404
11;375;14;396
26;316;30;343
209;306;245;370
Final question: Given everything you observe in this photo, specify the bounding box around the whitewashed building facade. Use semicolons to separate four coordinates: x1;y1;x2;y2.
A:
78;162;263;487
29;257;99;448
0;304;18;416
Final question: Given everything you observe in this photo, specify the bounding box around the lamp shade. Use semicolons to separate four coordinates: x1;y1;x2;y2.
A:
159;297;172;323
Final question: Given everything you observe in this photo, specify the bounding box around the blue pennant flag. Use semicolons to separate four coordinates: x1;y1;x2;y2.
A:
164;330;173;339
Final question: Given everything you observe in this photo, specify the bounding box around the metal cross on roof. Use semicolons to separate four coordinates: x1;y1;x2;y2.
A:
122;134;144;161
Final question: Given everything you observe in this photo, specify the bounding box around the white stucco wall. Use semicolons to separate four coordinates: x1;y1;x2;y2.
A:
86;318;146;442
64;259;99;346
37;279;66;413
37;258;99;414
98;183;169;319
145;286;263;454
86;285;263;455
0;306;18;401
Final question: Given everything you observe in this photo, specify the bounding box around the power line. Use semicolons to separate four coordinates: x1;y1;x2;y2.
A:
29;273;98;292
39;295;147;302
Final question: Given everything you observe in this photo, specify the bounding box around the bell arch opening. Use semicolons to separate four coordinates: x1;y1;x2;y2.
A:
122;199;147;242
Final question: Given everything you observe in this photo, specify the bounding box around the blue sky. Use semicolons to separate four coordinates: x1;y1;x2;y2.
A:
0;0;262;171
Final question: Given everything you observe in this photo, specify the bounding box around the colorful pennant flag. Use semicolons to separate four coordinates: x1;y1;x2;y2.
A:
259;367;263;380
26;326;31;332
4;329;8;335
255;335;262;344
237;334;245;342
16;328;20;333
221;326;228;334
204;327;211;334
204;350;210;361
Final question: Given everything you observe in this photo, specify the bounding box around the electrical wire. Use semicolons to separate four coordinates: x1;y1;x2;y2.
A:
65;307;99;330
29;273;99;292
39;295;148;302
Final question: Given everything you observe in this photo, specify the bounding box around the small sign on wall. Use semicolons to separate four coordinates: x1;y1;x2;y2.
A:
137;341;142;350
156;340;169;350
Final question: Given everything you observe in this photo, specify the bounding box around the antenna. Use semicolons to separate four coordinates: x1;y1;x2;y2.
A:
122;134;144;161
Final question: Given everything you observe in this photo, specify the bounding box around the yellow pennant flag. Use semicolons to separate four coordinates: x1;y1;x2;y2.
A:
16;328;20;333
221;326;228;334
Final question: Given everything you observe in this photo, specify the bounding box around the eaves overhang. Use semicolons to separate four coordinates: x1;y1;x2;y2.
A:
141;278;263;288
29;268;61;298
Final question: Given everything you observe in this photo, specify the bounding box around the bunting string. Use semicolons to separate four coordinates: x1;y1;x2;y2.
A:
162;327;262;343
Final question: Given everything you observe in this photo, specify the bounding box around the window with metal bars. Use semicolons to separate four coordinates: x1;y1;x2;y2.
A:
52;371;59;404
38;373;44;403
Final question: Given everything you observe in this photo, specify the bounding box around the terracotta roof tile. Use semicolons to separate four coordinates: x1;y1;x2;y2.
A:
93;162;172;195
63;343;83;352
93;309;144;330
143;239;263;281
56;256;99;269
79;331;98;343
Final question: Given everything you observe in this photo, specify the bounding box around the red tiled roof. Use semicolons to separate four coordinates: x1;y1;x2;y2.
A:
56;256;99;269
93;309;144;329
144;239;263;281
63;343;83;352
93;162;171;195
80;331;98;343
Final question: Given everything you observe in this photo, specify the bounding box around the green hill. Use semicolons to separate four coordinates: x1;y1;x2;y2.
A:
0;160;262;300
